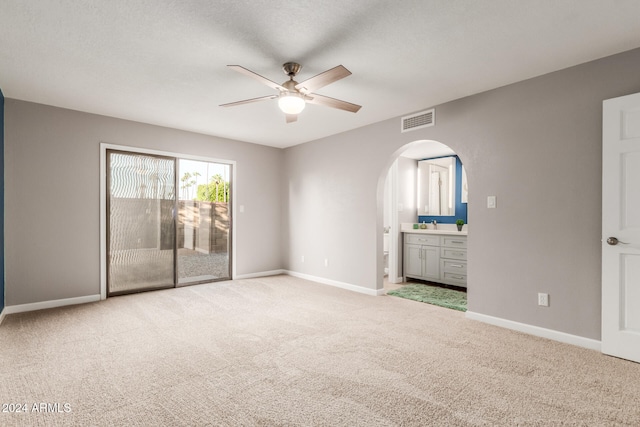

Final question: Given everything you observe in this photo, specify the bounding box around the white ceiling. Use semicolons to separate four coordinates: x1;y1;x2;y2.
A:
2;1;640;149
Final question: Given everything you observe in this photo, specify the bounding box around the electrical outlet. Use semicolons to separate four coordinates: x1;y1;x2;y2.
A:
324;258;329;267
538;293;549;307
301;255;305;263
487;196;497;209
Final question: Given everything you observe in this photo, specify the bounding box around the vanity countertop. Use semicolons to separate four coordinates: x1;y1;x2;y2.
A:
400;224;468;236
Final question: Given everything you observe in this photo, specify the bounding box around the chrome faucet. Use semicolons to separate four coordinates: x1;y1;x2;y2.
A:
432;220;437;229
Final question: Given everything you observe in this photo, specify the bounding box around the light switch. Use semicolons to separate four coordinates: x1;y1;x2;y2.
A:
487;196;497;209
398;203;404;212
239;205;245;213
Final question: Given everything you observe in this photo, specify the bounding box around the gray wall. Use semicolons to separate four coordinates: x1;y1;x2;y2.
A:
5;100;283;305
283;48;640;340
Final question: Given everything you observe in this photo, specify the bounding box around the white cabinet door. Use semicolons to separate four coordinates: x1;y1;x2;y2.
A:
602;92;640;363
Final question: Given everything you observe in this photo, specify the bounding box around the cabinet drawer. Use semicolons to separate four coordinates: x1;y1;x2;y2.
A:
404;233;440;246
442;236;467;249
441;247;467;261
442;271;467;287
441;259;467;274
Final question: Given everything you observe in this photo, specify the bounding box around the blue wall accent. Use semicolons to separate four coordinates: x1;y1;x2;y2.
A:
0;88;4;312
417;155;468;225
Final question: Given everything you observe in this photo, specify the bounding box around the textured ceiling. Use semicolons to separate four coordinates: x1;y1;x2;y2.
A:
2;1;640;148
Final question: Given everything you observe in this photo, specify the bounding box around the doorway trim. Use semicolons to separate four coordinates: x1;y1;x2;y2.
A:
99;143;237;300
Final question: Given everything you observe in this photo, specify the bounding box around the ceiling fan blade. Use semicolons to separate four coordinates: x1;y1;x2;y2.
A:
285;114;298;124
219;94;277;108
295;65;352;94
227;65;286;91
306;93;361;113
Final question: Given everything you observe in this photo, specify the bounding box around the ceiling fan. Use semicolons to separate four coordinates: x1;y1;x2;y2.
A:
220;62;361;123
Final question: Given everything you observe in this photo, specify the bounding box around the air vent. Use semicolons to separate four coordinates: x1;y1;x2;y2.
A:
401;109;435;133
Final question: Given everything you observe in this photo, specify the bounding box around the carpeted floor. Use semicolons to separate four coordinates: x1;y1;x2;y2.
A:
1;275;640;426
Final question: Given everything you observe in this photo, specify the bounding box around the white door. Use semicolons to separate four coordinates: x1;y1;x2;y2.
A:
602;92;640;363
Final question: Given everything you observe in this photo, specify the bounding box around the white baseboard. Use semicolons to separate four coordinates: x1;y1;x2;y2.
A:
465;311;601;352
235;269;286;280
3;294;101;315
285;270;385;296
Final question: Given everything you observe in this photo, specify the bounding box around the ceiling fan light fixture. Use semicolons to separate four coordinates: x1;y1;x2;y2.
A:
222;63;361;123
278;93;305;115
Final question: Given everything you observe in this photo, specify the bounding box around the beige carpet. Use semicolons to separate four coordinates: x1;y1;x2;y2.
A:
1;275;639;426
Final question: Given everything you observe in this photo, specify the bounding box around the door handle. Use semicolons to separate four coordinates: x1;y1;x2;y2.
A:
607;237;628;246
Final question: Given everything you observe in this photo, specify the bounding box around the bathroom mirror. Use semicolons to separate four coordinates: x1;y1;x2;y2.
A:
417;156;456;216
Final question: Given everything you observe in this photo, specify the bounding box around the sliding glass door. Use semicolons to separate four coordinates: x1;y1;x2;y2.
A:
107;151;176;295
177;159;231;285
106;149;231;296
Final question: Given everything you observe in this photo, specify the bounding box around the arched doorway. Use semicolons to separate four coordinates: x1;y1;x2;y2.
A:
378;139;468;299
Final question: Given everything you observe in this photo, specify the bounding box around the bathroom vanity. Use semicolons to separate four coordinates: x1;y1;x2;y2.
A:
403;229;467;288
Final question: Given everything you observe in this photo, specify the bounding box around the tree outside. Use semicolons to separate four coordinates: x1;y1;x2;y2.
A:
180;171;200;200
196;173;229;202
